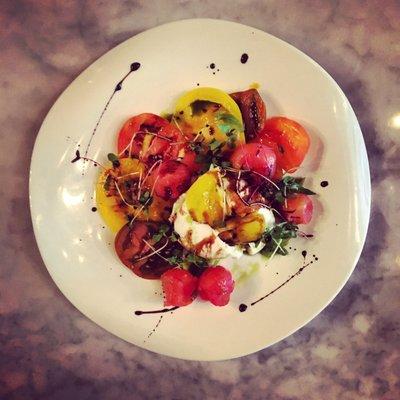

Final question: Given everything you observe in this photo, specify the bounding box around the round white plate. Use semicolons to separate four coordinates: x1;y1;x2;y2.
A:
30;19;370;361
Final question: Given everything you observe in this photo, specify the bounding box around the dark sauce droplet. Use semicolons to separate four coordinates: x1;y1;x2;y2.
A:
71;149;81;163
130;62;141;71
241;53;249;64
210;63;215;69
301;250;307;259
135;306;179;316
320;180;329;187
91;207;97;212
239;304;248;312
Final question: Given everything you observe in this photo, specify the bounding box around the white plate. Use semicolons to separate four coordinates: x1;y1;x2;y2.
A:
30;19;370;361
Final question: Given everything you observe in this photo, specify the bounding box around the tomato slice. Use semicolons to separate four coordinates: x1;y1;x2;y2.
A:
114;222;173;279
230;89;266;141
147;160;192;200
230;143;276;178
255;117;310;172
281;194;313;225
175;87;243;125
117;113;186;162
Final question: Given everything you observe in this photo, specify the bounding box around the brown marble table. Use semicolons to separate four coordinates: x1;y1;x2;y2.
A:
1;1;399;399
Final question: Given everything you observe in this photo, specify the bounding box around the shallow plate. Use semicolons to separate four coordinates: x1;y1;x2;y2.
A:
30;19;370;361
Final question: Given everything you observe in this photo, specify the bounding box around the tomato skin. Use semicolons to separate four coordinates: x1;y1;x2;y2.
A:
281;194;313;225
117;114;149;157
149;160;192;200
256;117;310;172
230;143;276;178
198;266;235;306
179;146;202;173
230;89;266;141
117;113;184;161
114;222;173;279
161;268;198;307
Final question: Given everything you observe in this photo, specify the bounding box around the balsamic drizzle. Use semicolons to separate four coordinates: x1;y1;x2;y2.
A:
71;149;81;163
320;180;329;187
82;61;141;167
135;306;179;316
251;261;312;306
239;259;315;312
241;53;249;64
145;315;164;342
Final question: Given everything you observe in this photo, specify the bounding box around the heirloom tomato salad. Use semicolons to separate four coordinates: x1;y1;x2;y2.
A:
96;87;315;308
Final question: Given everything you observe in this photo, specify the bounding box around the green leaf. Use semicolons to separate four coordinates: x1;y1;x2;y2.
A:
186;253;208;267
280;176;316;196
261;222;299;257
107;153;120;168
139;190;152;206
274;191;285;203
209;139;223;151
152;233;163;244
170;232;179;242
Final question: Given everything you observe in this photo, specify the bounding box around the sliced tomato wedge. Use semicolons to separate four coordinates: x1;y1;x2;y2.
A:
255;117;310;172
230;143;276;179
147;160;192;200
230;88;266;141
281;194;313;225
117;113;187;162
114;222;173;279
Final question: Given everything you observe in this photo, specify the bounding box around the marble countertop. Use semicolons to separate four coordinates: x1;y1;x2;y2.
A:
1;1;399;399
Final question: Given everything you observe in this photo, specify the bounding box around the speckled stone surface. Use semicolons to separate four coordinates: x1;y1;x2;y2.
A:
1;1;400;399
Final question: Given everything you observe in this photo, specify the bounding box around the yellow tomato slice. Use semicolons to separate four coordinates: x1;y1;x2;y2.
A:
96;170;127;233
174;87;245;147
96;158;172;232
185;169;225;227
175;87;243;125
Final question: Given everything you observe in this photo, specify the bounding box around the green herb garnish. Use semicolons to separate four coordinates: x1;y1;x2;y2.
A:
278;176;316;198
261;222;299;257
107;153;120;168
138;190;152;206
209;139;223;151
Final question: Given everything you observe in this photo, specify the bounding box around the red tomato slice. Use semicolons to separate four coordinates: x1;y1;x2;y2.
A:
148;160;192;200
117;113;186;162
255;117;310;172
281;194;313;225
114;222;173;279
230;143;276;178
179;146;202;173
